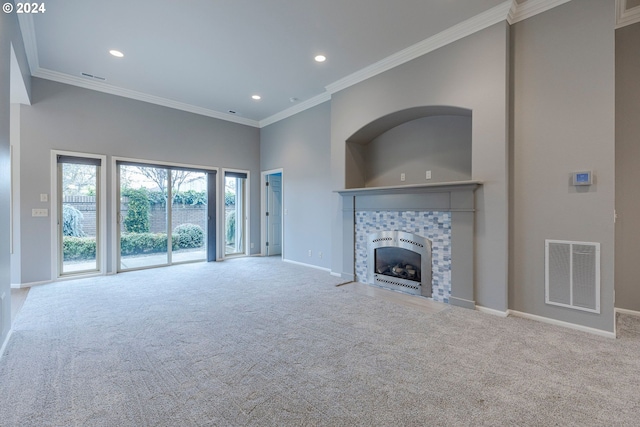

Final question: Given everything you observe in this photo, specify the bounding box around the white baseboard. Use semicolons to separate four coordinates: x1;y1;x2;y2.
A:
615;307;640;318
14;271;111;288
509;310;616;339
12;280;51;289
0;329;14;360
476;305;509;318
330;271;342;277
282;258;331;273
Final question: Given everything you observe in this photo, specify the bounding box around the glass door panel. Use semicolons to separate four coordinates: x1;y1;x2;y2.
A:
59;161;100;275
118;164;168;270
171;171;208;263
225;173;246;256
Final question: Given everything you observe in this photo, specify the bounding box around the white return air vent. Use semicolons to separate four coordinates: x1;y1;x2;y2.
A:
545;240;600;313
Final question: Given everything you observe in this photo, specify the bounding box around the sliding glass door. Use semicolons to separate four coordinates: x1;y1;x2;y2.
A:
171;172;208;263
117;162;212;271
118;164;169;270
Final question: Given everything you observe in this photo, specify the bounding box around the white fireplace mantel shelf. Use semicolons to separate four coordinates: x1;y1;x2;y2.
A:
335;180;482;197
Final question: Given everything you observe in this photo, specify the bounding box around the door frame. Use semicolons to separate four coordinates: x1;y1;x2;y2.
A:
221;168;250;259
260;168;284;257
50;150;107;280
110;156;219;272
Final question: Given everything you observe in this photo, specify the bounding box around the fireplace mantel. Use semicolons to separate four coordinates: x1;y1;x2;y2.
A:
337;180;481;309
335;180;481;197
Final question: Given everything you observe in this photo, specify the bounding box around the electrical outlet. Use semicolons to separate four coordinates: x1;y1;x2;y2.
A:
425;170;432;180
318;252;323;259
400;173;406;182
251;243;254;249
308;250;312;257
40;194;48;202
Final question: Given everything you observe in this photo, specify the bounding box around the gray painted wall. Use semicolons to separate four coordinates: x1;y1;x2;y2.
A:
18;78;260;284
352;115;472;187
615;22;640;311
510;0;615;331
1;2;31;344
331;22;510;311
260;102;332;269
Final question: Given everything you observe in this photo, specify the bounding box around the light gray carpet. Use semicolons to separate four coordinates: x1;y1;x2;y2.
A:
1;257;639;426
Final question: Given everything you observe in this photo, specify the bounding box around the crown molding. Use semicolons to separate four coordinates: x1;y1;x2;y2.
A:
616;0;640;28
508;0;572;24
18;0;577;128
16;13;39;74
32;68;260;127
259;92;331;128
325;1;514;95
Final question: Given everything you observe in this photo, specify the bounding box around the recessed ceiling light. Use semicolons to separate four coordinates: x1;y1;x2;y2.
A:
314;55;326;63
109;49;124;58
252;95;261;100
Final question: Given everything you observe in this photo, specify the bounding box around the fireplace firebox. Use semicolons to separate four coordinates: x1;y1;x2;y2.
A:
367;231;432;297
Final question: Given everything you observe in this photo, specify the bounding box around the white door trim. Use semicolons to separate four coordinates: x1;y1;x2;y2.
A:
51;150;107;280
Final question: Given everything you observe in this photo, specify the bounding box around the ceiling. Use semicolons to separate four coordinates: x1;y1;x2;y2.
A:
19;0;541;127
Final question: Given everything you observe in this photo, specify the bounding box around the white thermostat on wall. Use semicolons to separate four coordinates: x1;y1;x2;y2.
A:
572;171;592;186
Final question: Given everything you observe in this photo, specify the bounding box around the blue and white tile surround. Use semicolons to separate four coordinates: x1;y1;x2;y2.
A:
355;211;452;303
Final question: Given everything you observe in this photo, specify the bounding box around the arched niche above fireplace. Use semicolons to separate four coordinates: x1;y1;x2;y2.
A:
345;106;472;189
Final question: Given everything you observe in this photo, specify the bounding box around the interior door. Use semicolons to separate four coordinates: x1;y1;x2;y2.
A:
266;174;282;256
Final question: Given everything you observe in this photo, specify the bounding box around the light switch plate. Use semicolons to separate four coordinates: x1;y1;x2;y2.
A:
32;208;48;217
40;194;48;202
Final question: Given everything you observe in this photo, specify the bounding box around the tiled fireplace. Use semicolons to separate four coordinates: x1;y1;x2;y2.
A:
356;211;450;302
338;181;480;309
